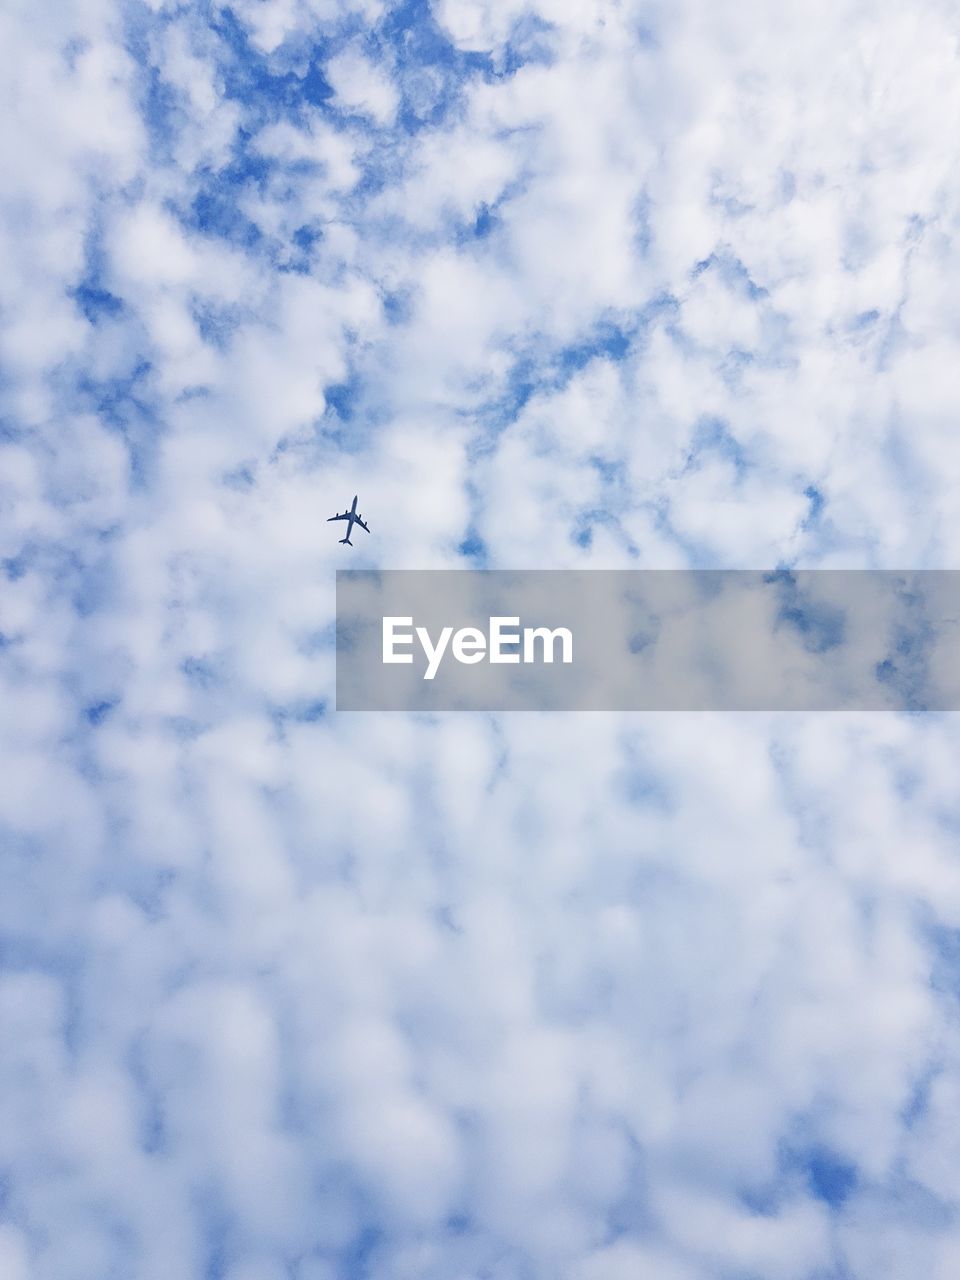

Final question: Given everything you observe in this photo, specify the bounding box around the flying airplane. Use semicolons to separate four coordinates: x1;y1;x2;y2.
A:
327;495;370;546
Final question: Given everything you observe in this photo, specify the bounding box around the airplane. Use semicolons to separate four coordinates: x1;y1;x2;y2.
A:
327;495;370;546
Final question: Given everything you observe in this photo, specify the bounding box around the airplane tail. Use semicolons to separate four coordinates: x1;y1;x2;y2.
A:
339;536;353;546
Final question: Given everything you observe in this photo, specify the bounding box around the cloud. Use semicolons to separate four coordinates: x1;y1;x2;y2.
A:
325;47;399;126
3;0;960;1276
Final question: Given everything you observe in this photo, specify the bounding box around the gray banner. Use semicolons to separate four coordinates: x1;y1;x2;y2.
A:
335;570;960;711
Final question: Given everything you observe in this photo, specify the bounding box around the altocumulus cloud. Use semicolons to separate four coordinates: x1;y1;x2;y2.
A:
2;0;960;1277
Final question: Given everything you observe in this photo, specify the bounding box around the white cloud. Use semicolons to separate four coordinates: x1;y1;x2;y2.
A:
325;48;399;125
3;0;960;1276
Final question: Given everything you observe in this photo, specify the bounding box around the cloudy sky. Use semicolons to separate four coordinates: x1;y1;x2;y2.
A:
3;0;960;1277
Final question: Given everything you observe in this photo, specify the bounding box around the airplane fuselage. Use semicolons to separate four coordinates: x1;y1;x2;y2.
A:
340;496;359;543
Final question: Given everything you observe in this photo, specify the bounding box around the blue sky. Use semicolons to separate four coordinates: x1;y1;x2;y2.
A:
3;0;960;1277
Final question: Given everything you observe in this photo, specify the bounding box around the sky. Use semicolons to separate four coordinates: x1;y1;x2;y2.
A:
2;0;960;1277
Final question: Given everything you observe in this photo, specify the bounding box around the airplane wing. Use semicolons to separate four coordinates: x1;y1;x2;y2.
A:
355;516;370;534
327;512;350;522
